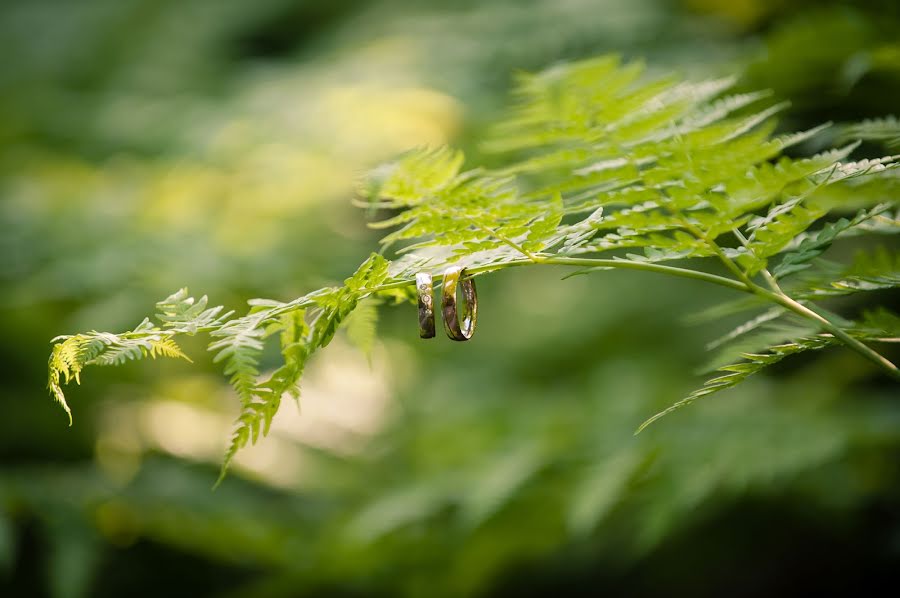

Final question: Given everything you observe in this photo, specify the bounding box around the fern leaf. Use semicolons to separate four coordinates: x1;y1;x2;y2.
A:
361;147;464;208
47;318;192;423
740;201;829;274
838;116;900;148
149;338;192;362
343;300;379;362
216;255;391;482
345;253;391;291
47;340;81;425
705;307;787;351
853;308;900;339
208;316;268;405
215;310;312;486
817;155;898;185
796;247;900;298
637;335;836;433
644;302;900;433
155;288;231;334
774;204;892;277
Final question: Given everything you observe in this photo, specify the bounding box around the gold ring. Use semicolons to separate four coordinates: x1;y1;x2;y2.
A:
416;272;435;338
441;266;477;341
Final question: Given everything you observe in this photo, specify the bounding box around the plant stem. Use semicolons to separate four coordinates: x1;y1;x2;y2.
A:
368;255;749;295
465;217;542;262
750;284;900;378
364;253;899;379
540;256;749;291
700;226;900;377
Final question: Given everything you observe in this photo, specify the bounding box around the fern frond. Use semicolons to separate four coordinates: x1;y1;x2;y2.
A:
343;300;379;362
796;247;900;298
637;335;837;433
208;316;268;405
48;55;900;481
740;200;829;274
361;147;465;209
47;318;193;423
47;338;84;425
214;309;311;487
648;296;900;434
148;338;192;362
705;306;787;351
156;288;232;334
854;308;900;339
838;116;900;148
215;254;391;482
774;204;893;277
363;57;896;293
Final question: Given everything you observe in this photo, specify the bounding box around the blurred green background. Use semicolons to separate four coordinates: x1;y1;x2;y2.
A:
2;0;900;596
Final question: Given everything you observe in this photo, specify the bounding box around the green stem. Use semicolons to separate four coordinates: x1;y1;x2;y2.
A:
751;284;900;378
465;217;541;262
541;256;748;290
363;253;899;379
698;225;899;378
367;255;749;295
731;227;786;295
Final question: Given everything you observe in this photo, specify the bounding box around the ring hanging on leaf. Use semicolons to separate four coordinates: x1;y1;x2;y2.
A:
442;266;477;341
416;272;435;339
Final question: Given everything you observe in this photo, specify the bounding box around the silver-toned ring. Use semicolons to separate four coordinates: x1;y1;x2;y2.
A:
441;266;477;341
416;272;435;339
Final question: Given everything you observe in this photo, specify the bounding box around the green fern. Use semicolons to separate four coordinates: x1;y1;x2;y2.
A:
47;319;192;425
640;305;900;432
156;288;233;334
637;335;837;433
838;116;900;149
47;56;900;480
213;253;391;482
209;316;268;407
343;300;380;362
773;204;893;277
795;247;900;297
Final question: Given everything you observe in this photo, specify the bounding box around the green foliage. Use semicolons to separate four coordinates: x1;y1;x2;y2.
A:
773;204;893;277
214;253;390;483
838;116;900;149
795;247;900;298
343;299;380;362
5;1;900;595
640;331;855;433
47;56;900;480
48;319;191;425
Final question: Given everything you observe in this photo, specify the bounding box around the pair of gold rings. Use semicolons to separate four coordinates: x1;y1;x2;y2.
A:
416;266;477;341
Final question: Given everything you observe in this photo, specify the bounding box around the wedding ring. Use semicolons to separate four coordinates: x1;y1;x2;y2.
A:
442;266;477;341
416;272;435;338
